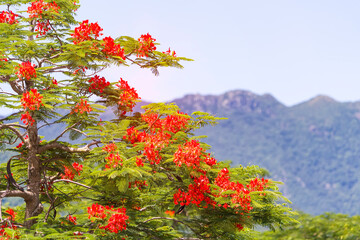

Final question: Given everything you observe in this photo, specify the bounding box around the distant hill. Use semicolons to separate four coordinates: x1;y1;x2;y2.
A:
2;90;360;215
171;90;360;215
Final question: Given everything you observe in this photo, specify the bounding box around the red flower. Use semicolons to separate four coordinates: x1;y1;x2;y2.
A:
15;135;28;149
162;47;177;57
67;215;77;225
72;20;103;44
104;153;122;169
61;162;83;180
137;33;156;57
102;36;125;59
99;208;129;233
88;75;110;93
0;11;18;24
21;111;35;126
72;99;92;114
116;78;140;114
135;157;144;167
16;62;36;80
88;203;106;220
5;208;16;220
102;143;117;153
128;180;147;190
165;210;175;217
173;175;214;207
21;89;43;111
27;0;60;36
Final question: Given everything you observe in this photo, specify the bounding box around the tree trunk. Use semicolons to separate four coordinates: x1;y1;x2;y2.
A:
24;123;43;228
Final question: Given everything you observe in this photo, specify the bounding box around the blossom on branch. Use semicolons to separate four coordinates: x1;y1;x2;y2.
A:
72;20;103;44
72;99;92;114
21;89;43;111
116;78;140;114
0;11;18;24
102;36;125;59
88;75;110;93
137;33;156;57
16;62;36;80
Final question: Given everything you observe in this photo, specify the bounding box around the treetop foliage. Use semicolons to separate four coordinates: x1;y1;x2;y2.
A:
0;0;295;239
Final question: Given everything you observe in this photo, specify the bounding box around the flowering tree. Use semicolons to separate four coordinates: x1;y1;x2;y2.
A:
0;0;295;239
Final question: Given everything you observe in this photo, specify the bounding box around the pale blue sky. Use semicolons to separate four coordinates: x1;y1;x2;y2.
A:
10;1;360;107
76;1;360;106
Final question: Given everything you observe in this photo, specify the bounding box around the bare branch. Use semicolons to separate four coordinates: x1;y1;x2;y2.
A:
53;179;92;189
0;124;27;145
42;65;68;73
38;142;90;154
0;189;30;199
53;122;81;142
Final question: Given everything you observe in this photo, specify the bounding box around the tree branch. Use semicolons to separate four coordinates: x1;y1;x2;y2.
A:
38;142;90;154
53;179;92;189
0;189;31;199
0;124;27;145
53;122;81;142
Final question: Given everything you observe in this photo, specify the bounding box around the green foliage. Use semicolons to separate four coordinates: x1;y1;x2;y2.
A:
258;212;360;239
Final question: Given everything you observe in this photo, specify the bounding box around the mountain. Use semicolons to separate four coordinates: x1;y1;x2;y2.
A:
171;91;360;215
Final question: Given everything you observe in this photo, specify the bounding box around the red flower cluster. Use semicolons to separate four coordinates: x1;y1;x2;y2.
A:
123;111;189;166
142;111;189;134
0;208;19;239
174;175;215;207
124;127;169;165
173;166;270;228
21;89;43;111
165;210;175;217
88;75;110;93
16;135;28;149
0;53;7;63
214;168;269;212
73;66;88;75
72;99;92;114
72;20;103;44
67;215;77;225
27;0;59;19
27;0;60;36
0;11;18;24
5;208;16;220
20;89;43;126
137;33;156;57
102;143;123;169
102;36;125;59
61;162;83;180
21;112;35;126
174;140;217;173
88;204;129;233
136;157;144;167
128;180;148;190
163;47;177;57
40;180;54;193
88;203;107;219
116;78;140;114
15;61;36;80
102;143;117;153
105;153;122;169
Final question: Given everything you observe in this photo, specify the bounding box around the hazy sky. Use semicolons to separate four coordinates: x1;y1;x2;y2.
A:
67;1;360;105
